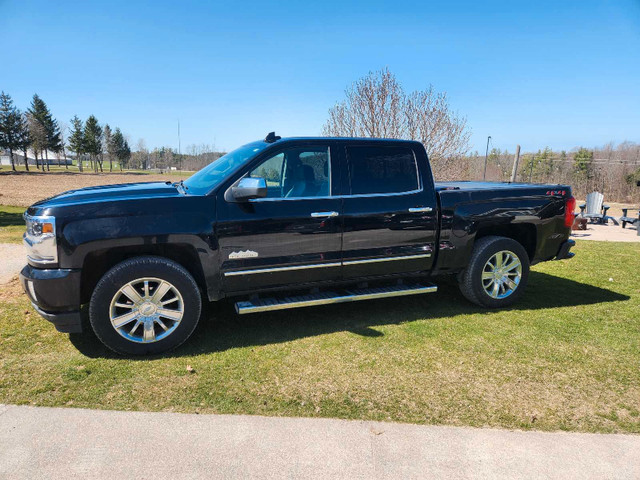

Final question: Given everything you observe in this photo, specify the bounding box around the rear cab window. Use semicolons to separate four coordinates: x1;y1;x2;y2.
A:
346;145;420;195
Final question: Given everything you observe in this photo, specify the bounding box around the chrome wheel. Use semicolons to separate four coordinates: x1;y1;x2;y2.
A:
109;277;184;343
481;250;522;299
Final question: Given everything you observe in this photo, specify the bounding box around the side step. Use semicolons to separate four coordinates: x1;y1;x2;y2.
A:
235;282;437;315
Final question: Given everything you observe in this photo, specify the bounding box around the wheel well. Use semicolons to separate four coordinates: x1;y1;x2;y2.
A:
80;244;206;304
475;224;536;260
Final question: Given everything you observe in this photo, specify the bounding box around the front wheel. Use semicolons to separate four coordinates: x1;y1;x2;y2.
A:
89;256;202;355
458;236;530;308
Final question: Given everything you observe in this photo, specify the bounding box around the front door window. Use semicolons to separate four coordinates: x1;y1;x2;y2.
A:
249;146;331;199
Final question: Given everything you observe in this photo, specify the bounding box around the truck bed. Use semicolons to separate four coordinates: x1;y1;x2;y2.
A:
435;181;569;192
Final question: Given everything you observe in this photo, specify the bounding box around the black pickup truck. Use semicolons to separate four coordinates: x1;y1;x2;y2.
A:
20;133;576;355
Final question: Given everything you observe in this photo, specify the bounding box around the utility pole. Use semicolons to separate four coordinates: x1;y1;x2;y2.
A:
483;136;491;180
510;145;521;183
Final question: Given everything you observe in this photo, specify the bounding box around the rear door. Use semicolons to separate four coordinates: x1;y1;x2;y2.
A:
340;142;438;279
217;142;343;293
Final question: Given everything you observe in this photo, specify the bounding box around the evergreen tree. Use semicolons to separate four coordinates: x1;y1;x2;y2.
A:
17;113;32;171
84;115;103;172
28;94;56;171
103;124;114;172
49;118;63;166
574;147;593;178
68;116;85;172
111;128;124;165
0;92;22;171
121;139;131;170
532;147;554;180
111;128;130;169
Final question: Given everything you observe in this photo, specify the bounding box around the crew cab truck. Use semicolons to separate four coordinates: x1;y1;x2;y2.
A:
20;133;576;355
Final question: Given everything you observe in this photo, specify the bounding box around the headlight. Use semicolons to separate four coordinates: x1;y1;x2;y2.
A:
23;214;58;264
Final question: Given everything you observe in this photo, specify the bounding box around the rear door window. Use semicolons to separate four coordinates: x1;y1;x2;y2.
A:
346;146;419;195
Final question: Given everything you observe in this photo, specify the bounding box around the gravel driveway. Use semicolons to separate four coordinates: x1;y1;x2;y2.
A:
0;243;25;284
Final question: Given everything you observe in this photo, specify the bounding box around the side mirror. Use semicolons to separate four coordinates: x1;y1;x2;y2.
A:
231;177;267;202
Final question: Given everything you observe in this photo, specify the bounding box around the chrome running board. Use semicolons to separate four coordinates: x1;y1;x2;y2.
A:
235;283;437;315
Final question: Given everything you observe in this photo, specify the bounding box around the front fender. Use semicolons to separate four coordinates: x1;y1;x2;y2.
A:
55;196;222;300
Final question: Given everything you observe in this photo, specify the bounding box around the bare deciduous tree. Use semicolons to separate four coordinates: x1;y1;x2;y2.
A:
27;113;47;170
323;68;471;162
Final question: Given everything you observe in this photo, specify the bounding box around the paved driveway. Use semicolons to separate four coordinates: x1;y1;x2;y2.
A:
1;405;638;479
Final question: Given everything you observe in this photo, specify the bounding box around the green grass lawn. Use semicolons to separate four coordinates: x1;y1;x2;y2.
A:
0;205;25;243
0;241;639;433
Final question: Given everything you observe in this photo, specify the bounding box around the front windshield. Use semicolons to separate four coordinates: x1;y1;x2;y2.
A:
183;141;268;195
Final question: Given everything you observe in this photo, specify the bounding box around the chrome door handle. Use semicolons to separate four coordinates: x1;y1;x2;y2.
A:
408;207;433;213
311;211;339;218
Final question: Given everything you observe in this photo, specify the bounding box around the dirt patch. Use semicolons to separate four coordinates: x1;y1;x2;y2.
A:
0;276;24;301
0;171;189;207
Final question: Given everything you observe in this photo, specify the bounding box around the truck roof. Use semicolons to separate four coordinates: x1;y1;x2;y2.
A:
261;136;423;146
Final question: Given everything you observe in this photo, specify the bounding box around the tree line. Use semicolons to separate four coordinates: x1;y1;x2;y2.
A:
465;142;640;202
0;92;62;171
68;115;131;172
130;142;225;172
1;90;224;174
0;91;131;172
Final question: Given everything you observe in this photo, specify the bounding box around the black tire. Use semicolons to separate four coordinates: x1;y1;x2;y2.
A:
458;236;530;308
89;256;202;355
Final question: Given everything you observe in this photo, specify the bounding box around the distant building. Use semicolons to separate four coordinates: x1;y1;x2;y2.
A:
0;149;73;166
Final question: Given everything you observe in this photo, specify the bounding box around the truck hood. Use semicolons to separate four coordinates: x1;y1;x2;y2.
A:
29;181;182;211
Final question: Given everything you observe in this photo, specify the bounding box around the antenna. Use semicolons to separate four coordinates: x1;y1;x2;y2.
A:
177;120;181;155
264;132;281;143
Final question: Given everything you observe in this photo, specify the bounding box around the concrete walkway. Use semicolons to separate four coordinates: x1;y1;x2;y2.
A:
0;243;24;285
571;223;639;242
0;405;638;479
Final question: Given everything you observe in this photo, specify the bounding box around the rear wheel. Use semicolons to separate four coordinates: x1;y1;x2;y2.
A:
458;236;530;308
89;256;202;355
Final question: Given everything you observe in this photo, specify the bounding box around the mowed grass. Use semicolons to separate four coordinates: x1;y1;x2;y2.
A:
0;241;639;433
0;205;25;244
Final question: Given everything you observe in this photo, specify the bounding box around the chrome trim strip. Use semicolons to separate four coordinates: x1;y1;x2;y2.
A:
224;253;432;276
344;188;423;199
236;284;438;314
224;262;341;277
343;253;432;266
224;253;431;277
26;255;58;265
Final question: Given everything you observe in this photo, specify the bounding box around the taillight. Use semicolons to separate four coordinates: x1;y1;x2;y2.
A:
564;196;576;228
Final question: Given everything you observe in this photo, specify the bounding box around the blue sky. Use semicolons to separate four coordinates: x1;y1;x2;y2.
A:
1;0;639;153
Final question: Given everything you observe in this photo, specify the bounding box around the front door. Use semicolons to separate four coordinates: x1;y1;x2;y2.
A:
340;143;438;279
217;143;342;293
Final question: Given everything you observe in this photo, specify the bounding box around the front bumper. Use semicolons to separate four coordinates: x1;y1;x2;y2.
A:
19;265;83;333
555;239;575;260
